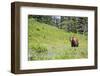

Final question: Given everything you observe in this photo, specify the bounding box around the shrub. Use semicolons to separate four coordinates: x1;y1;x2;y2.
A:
31;44;48;53
36;28;40;31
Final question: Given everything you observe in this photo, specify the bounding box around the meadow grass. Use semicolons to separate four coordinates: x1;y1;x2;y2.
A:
28;18;88;60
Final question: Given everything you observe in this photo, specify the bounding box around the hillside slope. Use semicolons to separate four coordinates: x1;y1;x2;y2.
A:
28;18;88;60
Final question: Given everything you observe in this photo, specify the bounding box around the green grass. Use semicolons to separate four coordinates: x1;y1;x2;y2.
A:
28;18;88;61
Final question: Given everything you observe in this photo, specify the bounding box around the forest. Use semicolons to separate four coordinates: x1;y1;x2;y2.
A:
29;15;88;35
28;15;88;60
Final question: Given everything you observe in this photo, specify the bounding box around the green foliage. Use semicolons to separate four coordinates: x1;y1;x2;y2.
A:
29;15;88;35
31;44;48;53
28;17;88;61
60;16;88;34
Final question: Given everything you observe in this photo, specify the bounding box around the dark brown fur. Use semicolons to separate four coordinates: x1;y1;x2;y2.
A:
70;36;79;47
